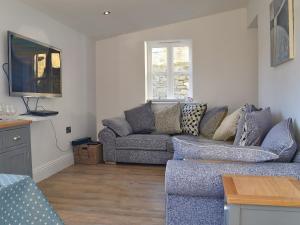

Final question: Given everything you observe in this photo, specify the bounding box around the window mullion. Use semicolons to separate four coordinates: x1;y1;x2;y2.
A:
188;42;193;99
167;45;174;99
147;45;153;100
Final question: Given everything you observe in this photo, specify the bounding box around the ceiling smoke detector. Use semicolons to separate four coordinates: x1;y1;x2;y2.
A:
103;10;111;15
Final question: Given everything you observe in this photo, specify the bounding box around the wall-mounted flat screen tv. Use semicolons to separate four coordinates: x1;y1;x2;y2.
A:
8;31;62;97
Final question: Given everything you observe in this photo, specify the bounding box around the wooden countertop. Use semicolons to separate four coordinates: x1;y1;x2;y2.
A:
0;120;32;129
223;175;300;207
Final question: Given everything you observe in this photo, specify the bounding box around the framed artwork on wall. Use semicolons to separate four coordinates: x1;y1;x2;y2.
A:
270;0;294;67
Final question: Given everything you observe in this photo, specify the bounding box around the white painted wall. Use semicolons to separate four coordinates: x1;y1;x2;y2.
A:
247;0;264;27
96;9;258;133
248;0;300;141
0;0;96;181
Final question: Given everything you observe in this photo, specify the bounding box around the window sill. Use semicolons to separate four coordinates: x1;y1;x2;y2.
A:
147;99;191;104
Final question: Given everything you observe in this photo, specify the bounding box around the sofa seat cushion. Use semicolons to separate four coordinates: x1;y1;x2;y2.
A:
116;134;171;151
168;134;232;154
173;134;232;145
172;137;279;162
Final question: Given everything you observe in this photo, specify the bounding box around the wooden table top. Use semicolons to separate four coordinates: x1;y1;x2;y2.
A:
223;175;300;207
0;119;32;129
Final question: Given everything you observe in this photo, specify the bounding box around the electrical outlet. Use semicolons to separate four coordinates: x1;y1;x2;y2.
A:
66;126;71;134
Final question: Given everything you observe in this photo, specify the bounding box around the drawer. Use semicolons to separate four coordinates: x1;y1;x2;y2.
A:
3;127;30;149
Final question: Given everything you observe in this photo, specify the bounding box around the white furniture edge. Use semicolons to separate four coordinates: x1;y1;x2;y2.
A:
18;115;57;122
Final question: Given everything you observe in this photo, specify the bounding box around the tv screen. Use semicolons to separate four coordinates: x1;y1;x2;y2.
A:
8;31;62;97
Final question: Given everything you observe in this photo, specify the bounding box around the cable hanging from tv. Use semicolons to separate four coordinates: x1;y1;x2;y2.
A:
2;63;9;83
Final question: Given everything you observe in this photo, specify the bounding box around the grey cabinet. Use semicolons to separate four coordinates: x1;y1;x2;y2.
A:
0;125;32;177
225;204;300;225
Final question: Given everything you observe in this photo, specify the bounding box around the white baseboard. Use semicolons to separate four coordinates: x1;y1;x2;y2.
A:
33;153;74;182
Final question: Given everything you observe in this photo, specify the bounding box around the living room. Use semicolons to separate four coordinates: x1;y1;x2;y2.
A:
0;0;300;225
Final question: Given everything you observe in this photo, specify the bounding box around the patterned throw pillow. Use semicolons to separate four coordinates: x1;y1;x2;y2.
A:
181;104;207;136
239;108;272;146
234;104;261;145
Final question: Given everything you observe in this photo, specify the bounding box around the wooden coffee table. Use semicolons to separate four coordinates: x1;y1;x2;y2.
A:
223;175;300;225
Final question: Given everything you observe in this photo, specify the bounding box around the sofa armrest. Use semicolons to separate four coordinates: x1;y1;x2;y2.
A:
98;128;117;162
165;160;300;198
102;117;132;137
173;138;278;162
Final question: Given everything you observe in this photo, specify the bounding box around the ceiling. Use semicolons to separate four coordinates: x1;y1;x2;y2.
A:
18;0;248;40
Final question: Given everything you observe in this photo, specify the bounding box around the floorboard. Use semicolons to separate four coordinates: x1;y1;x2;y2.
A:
38;164;166;225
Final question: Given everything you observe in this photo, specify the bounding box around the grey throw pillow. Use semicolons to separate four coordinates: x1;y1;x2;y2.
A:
200;106;228;139
125;102;155;134
172;138;279;162
262;118;297;162
155;103;182;134
102;117;132;137
239;108;273;146
181;104;207;136
234;104;261;145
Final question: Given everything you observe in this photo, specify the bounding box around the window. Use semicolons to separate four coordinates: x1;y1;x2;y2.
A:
145;40;193;101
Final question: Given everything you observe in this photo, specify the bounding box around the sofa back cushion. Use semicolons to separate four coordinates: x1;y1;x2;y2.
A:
102;117;132;137
155;103;182;134
125;102;155;134
262;118;297;162
238;108;272;146
199;106;228;139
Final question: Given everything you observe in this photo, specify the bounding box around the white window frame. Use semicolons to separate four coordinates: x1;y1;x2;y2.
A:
145;39;193;102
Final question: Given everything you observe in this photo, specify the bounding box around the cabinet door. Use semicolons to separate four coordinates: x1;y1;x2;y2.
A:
224;204;229;225
227;205;240;225
0;131;3;152
0;147;31;176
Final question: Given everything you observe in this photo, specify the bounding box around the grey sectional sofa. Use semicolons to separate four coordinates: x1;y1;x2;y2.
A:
98;102;216;164
99;105;300;225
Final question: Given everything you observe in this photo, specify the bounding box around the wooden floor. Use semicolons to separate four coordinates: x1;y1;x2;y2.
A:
38;164;166;225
